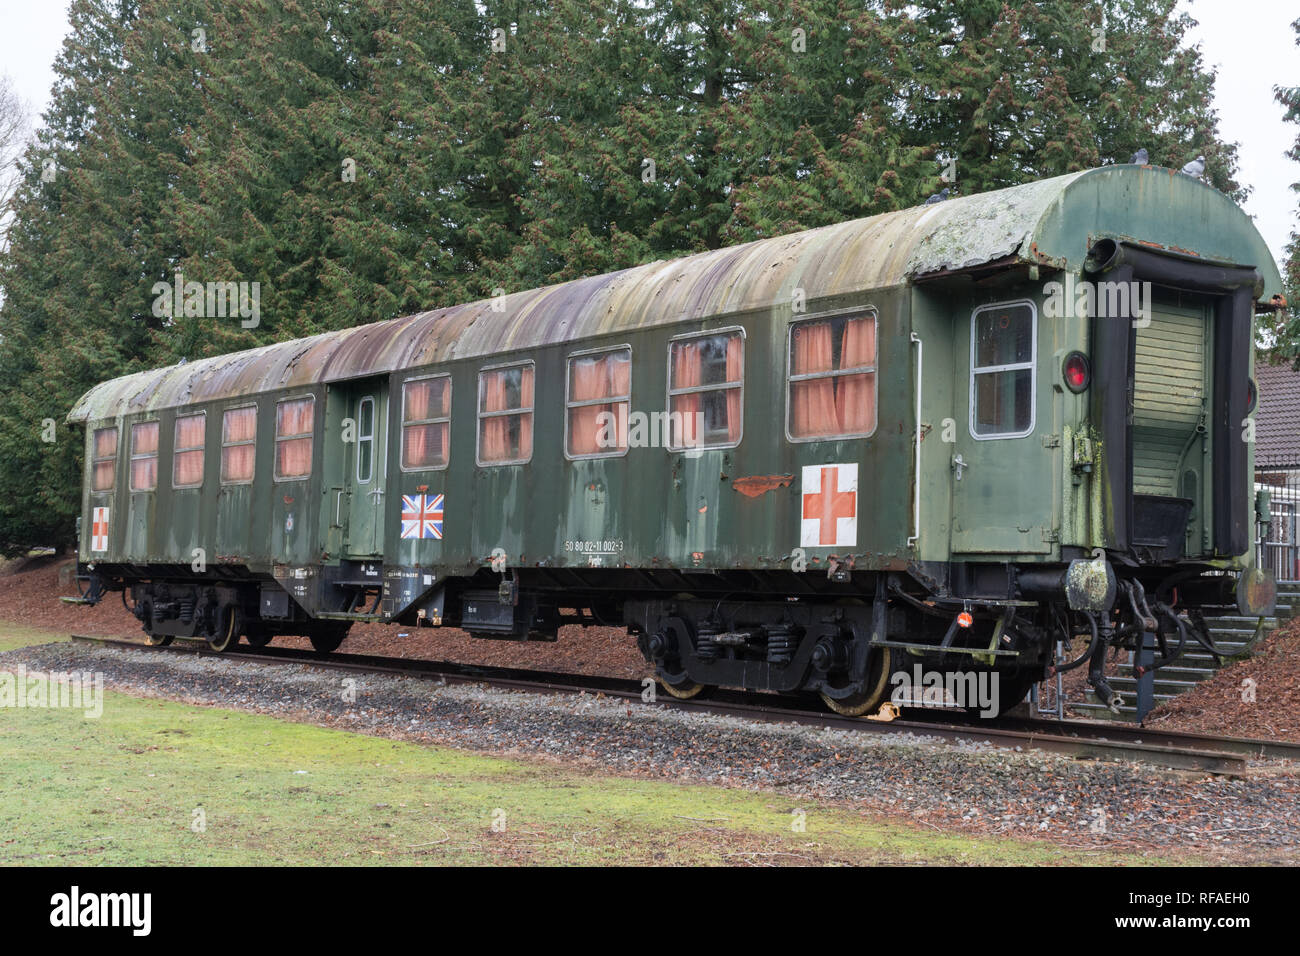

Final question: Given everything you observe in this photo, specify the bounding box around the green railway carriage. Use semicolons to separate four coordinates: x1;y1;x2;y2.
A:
68;166;1284;716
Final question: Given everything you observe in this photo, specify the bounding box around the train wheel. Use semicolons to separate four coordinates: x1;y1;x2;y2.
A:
656;661;707;700
308;623;350;654
144;632;174;647
206;605;242;653
819;646;893;717
970;672;1035;718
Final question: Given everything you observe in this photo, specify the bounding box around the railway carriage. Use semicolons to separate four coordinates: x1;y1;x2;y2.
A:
68;166;1284;716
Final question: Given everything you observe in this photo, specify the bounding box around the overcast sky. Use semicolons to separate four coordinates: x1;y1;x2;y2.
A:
1;0;1296;268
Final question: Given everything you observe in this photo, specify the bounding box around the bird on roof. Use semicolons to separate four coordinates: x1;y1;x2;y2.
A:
923;187;950;205
1129;147;1148;165
1181;155;1206;179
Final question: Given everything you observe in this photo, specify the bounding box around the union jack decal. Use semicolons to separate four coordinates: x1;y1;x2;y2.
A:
401;493;444;540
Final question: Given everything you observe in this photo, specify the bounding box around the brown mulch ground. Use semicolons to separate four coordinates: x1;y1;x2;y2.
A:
1144;618;1300;741
0;555;648;680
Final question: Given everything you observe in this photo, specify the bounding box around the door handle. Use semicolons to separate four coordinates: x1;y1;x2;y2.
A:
952;455;969;481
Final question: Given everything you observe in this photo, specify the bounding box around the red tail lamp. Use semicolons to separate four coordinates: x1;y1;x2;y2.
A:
957;611;973;629
1063;351;1090;393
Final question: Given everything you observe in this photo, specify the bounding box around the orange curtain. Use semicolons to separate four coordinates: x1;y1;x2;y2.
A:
275;399;314;478
405;421;427;467
481;370;510;462
724;335;743;442
277;398;314;438
224;406;256;443
223;444;255;482
94;427;118;458
222;407;256;482
131;422;159;491
174;415;205;486
403;379;450;469
403;422;448;469
568;352;629;455
518;367;534;460
791;322;836;437
92;427;117;490
405;381;431;421
480;367;532;463
836;316;877;434
277;438;312;478
790;317;876;438
670;341;701;448
568;356;606;455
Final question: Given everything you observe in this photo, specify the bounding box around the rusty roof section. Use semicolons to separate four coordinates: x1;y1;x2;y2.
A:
69;166;1282;423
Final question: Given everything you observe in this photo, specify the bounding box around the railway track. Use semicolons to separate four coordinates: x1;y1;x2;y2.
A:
67;634;1300;776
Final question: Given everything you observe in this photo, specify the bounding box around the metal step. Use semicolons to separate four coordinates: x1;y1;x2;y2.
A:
1203;615;1275;627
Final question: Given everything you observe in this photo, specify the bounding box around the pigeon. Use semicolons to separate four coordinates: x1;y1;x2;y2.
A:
1129;147;1148;165
924;187;950;205
1180;155;1206;179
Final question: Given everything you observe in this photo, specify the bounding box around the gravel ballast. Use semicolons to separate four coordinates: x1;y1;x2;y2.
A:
3;641;1298;862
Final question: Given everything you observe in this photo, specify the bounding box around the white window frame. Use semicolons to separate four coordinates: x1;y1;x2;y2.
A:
220;403;258;486
564;345;632;461
476;360;535;467
664;326;745;452
91;426;119;493
355;396;375;484
171;410;207;490
969;299;1037;441
783;308;879;443
273;394;316;482
399;373;452;473
129;420;160;493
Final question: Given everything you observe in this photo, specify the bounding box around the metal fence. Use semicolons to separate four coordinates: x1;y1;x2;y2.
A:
1257;478;1300;583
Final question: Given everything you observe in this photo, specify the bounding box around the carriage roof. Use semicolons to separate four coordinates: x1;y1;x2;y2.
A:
69;165;1282;423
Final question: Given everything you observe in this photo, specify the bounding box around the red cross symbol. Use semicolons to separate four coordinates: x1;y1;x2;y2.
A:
802;465;857;546
91;507;110;551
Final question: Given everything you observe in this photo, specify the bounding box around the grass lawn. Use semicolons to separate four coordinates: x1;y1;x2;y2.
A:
0;623;75;653
1;626;1191;865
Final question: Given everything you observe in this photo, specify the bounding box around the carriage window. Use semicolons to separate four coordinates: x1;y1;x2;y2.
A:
356;397;375;483
221;406;257;484
787;313;877;440
275;397;315;480
173;413;205;488
129;422;160;492
91;426;118;491
567;348;631;457
971;302;1036;438
478;364;533;465
667;331;743;450
402;376;451;470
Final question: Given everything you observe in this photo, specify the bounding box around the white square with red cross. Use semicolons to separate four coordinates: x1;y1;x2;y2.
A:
91;507;110;552
800;463;857;548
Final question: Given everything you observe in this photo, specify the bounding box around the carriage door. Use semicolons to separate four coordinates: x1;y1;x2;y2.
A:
324;380;389;559
949;300;1055;556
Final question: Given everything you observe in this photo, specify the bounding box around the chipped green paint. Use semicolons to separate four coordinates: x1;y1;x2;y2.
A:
68;167;1280;582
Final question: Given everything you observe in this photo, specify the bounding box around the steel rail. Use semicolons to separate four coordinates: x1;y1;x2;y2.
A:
65;635;1274;776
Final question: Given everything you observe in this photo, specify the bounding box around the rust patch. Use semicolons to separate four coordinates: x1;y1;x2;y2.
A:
732;474;794;498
